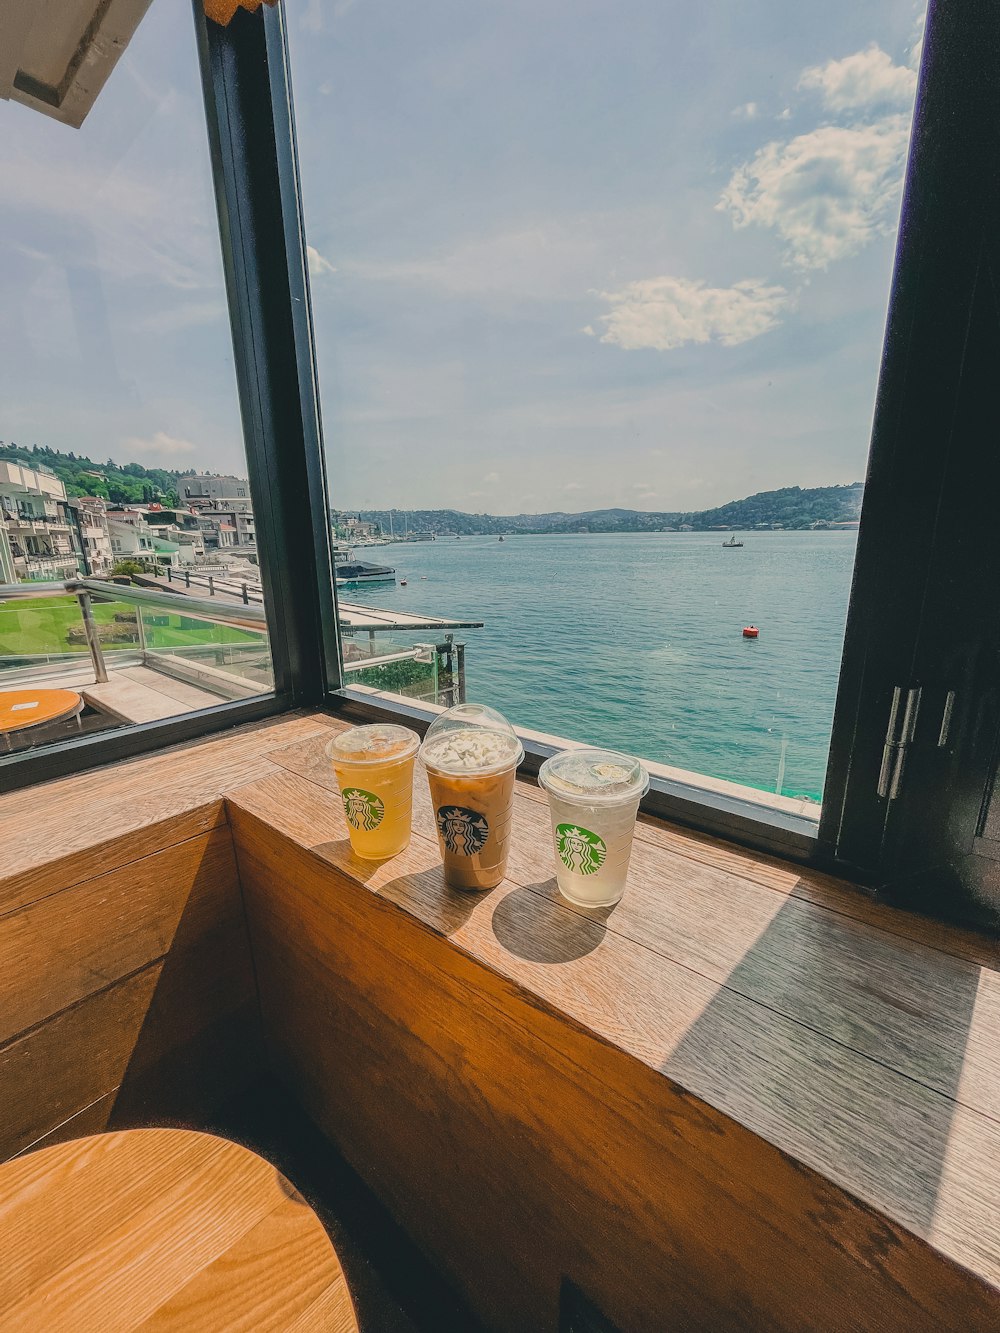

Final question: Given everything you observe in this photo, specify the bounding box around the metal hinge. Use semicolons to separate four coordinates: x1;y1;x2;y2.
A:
877;685;922;800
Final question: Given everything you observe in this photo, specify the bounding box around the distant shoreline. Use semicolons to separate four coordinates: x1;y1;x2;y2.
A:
378;526;861;541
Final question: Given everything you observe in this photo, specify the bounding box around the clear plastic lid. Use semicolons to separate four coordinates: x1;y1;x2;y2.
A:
326;723;420;766
420;702;524;775
538;747;649;805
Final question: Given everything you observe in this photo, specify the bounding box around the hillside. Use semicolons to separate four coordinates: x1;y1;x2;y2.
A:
0;442;183;508
353;483;864;536
1;440;863;532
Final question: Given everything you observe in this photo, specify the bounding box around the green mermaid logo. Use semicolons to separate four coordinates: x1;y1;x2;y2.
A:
436;805;489;856
343;788;385;831
556;823;607;876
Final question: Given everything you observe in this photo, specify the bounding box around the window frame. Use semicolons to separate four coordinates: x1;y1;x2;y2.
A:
4;0;993;914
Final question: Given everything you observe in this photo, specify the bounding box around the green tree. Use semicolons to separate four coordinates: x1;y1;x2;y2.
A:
109;559;145;579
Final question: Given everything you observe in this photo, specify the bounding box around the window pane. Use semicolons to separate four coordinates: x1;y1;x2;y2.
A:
288;0;922;814
0;2;272;754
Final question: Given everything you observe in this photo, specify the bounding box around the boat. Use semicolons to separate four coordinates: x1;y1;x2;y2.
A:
723;536;744;548
400;579;408;586
333;546;396;587
743;625;759;639
498;536;505;542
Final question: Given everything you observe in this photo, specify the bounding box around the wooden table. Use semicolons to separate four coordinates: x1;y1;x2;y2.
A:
0;688;82;751
0;1129;359;1332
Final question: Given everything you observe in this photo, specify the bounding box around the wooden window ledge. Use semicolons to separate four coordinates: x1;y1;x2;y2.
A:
3;711;999;1328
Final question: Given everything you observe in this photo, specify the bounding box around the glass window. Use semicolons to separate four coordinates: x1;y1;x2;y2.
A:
0;2;272;755
288;0;923;817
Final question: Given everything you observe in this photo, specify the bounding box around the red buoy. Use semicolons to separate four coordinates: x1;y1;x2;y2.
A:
742;625;759;638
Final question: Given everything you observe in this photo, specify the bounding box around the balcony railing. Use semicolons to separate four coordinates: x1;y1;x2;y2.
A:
0;579;274;723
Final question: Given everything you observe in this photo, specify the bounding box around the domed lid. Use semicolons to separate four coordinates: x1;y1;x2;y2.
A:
538;747;649;804
326;723;420;765
420;702;524;775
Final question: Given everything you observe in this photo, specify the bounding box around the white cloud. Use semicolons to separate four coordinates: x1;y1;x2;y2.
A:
718;118;909;270
484;471;500;483
123;431;198;460
307;245;337;277
594;274;788;351
777;107;792;121
733;102;759;120
797;45;916;113
564;481;584;491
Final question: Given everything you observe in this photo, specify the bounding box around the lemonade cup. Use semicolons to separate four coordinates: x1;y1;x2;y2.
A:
327;724;420;859
538;748;649;907
420;703;524;891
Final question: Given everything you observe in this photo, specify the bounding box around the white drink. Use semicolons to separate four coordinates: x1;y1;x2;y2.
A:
538;749;649;907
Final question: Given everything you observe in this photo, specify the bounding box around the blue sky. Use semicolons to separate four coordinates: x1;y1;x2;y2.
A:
0;0;924;513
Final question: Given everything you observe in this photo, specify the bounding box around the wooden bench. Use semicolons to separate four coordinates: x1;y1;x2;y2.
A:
0;1128;359;1332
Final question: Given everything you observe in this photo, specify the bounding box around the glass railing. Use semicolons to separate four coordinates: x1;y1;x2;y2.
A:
0;578;273;750
341;629;467;707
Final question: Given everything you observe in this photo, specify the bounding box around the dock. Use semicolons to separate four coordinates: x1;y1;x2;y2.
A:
138;571;483;634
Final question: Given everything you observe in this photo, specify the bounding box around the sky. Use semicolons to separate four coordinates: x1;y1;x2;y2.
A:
0;0;924;514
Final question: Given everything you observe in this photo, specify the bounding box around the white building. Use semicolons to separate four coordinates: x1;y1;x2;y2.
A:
107;511;158;564
0;460;79;582
69;497;114;576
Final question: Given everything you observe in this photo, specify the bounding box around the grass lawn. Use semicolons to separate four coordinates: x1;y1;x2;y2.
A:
0;594;263;659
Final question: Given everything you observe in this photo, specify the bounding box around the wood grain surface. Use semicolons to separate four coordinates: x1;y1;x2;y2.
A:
0;712;332;916
255;736;1000;1123
0;829;238;1045
5;707;1000;1328
228;730;1000;1330
232;809;1000;1331
0;1128;358;1332
0;804;272;1157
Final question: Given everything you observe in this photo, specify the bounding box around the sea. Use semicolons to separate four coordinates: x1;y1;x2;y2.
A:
348;530;858;804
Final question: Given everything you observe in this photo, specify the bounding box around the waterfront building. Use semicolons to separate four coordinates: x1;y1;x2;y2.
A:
68;497;114;576
0;460;79;581
106;511;158;566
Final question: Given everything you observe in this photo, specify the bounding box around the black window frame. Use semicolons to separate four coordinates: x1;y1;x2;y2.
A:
2;0;996;926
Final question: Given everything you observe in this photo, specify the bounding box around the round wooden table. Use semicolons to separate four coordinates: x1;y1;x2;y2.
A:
0;1129;359;1332
0;688;82;751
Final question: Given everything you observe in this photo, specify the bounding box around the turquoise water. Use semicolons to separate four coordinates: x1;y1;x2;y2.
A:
346;531;858;802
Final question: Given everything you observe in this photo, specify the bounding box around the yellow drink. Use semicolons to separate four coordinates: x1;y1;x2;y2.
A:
327;724;420;859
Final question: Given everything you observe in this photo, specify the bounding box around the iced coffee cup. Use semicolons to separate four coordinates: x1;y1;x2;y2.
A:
420;703;524;891
538;748;649;908
327;724;420;859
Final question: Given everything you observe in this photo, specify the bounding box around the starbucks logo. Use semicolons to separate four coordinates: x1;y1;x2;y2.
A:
343;788;384;831
556;824;607;876
436;805;489;856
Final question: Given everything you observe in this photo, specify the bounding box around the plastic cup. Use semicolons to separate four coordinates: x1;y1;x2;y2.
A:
327;724;420;859
420;703;524;891
538;747;650;907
